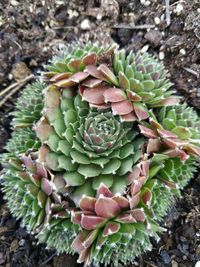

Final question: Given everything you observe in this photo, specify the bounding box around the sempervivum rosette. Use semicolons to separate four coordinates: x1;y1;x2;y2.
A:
46;47;178;122
35;86;144;205
1;152;72;231
1;42;200;267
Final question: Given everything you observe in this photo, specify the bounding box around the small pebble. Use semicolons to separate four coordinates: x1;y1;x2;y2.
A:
67;9;79;19
10;0;19;6
175;4;184;15
159;51;165;60
141;44;149;53
154;17;160;25
172;260;178;267
144;0;151;6
19;239;25;246
160;250;171;264
161;14;165;21
140;0;151;6
8;73;13;80
80;19;91;30
179;48;186;55
144;30;162;47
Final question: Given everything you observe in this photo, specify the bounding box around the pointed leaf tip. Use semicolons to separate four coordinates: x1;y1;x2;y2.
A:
96;183;113;198
111;100;134;115
80;196;96;212
102;222;120;237
103;88;126;103
95;197;120;218
81;214;106;230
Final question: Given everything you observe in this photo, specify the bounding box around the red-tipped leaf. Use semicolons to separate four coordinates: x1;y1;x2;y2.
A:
96;183;113;198
111;100;134;115
82;87;108;104
102;222;120;237
81;214;106;230
103;88;126;103
139;125;158;138
80;196;96;212
95;196;120;218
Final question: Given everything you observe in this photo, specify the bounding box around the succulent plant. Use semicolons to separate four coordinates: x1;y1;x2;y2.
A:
1;42;199;267
139;110;200;161
35;86;144;204
1;153;71;231
158;103;200;140
12;81;45;128
3;128;40;160
71;183;152;265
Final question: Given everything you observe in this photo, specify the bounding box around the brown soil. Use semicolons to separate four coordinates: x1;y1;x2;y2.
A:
0;1;200;267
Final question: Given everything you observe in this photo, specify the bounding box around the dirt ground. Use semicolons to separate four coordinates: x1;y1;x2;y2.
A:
0;1;200;267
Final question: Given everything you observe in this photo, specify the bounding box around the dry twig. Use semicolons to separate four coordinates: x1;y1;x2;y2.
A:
165;0;171;26
183;67;199;79
113;24;155;30
0;74;35;108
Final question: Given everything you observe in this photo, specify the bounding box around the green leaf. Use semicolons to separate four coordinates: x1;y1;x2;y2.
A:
24;193;33;205
47;133;59;152
60;98;74;111
36;209;45;227
64;110;77;125
172;126;192;139
57;140;72;156
91;158;109;167
130;78;144;93
58;155;78;171
120;224;136;234
134;229;145;242
119;144;134;159
119;71;130;90
110;175;127;194
125;65;134;79
150;153;169;163
72;180;95;205
26;184;38;197
52;118;66;137
166;109;177;121
63;126;74;144
70;150;90;164
78;164;102;178
63;172;85;186
134;222;148;234
140;92;155;101
33;198;41;216
92;175;113;190
37;191;47;208
134;71;143;81
107;233;121;245
117;157;133;176
149;164;164;179
115;60;124;74
162;118;176;130
142;80;155;90
102;159;121;175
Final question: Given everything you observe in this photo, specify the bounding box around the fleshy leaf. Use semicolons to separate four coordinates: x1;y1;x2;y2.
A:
111;100;134;115
104;88;127;103
81;215;106;230
95;196;120;218
80;196;96;212
102;222;120;237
